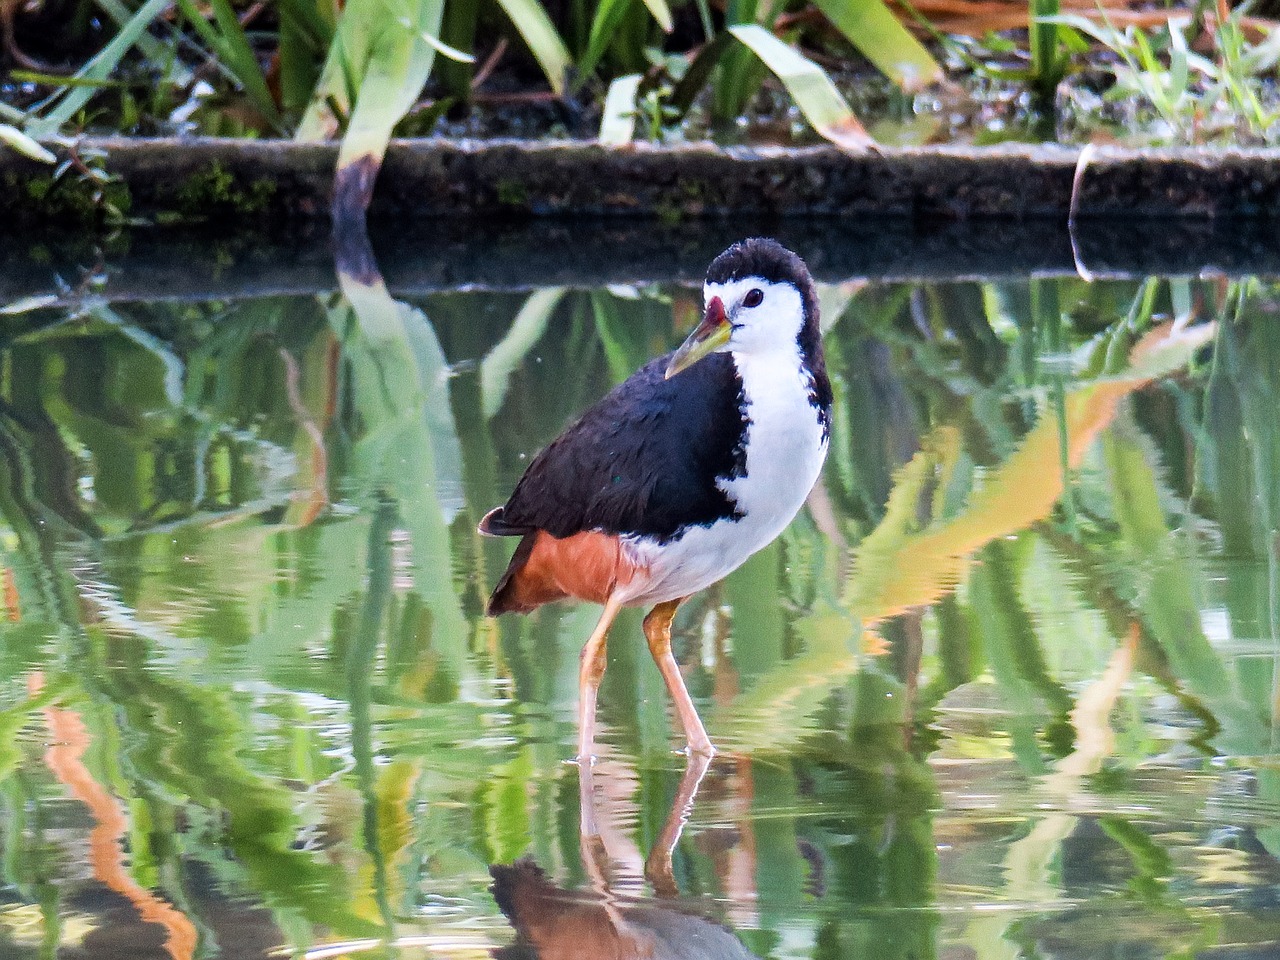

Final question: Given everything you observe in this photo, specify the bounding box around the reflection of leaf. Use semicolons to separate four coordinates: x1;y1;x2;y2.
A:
42;697;197;960
1103;419;1265;757
332;272;469;679
720;321;1212;748
849;321;1215;633
481;288;565;419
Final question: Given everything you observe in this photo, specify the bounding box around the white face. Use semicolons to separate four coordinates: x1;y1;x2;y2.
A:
704;277;806;356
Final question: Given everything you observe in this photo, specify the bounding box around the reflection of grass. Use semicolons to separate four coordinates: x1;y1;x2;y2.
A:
0;276;1277;959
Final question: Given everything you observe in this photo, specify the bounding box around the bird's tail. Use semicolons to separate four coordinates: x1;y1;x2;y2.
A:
487;533;546;615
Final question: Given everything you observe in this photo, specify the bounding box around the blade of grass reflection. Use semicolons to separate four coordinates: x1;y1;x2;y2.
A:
1037;522;1221;750
1033;279;1077;530
726;545;787;685
717;320;1214;748
965;633;1135;959
346;499;411;933
279;346;330;527
332;257;470;687
967;543;1053;775
1104;415;1272;766
1096;816;1172;900
1209;309;1280;854
480;288;565;420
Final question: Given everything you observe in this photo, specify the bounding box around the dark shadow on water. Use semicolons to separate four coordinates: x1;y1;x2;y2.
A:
6;215;1280;307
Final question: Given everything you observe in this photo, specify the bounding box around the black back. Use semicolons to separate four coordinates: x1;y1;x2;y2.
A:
490;352;747;542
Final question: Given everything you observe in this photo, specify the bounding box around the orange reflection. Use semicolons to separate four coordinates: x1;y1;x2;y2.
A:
3;568;18;622
33;673;197;960
851;321;1216;634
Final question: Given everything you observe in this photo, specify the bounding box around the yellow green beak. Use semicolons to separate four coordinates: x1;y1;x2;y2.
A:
666;296;731;379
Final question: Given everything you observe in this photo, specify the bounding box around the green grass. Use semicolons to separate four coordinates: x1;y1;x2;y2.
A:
5;0;1280;223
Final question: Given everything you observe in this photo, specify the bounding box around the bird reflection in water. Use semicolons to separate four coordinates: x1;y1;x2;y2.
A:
490;753;760;960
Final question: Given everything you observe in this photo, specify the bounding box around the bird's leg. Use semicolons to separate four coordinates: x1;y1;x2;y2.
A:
578;594;624;764
643;598;714;756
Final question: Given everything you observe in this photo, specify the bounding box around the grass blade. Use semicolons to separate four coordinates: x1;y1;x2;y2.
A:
578;0;633;83
639;0;674;32
175;0;283;128
420;30;476;62
811;0;941;92
669;32;729;115
728;24;874;150
26;0;172;136
599;73;641;144
577;0;672;82
1029;0;1064;100
492;0;572;95
0;124;55;163
278;0;335;115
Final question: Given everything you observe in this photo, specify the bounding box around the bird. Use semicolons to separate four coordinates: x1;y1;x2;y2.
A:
479;238;831;760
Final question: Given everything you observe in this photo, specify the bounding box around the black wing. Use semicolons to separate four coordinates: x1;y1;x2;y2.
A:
487;353;747;542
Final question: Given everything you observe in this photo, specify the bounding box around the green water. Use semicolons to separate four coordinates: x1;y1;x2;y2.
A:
0;247;1277;960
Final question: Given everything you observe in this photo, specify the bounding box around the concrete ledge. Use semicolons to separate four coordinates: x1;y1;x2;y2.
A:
5;137;1280;226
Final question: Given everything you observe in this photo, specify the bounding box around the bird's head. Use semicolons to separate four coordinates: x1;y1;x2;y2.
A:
666;238;819;379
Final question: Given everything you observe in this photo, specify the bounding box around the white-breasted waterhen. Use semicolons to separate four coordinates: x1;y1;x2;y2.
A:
480;238;831;759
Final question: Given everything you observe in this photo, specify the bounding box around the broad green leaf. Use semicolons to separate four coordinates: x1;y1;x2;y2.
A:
728;25;874;150
811;0;941;92
0;125;54;163
599;73;642;145
299;0;446;218
493;0;572;95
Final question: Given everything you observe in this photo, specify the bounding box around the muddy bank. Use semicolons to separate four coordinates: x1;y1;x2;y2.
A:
5;137;1280;228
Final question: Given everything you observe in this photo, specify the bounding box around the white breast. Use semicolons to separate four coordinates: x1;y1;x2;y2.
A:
619;343;828;606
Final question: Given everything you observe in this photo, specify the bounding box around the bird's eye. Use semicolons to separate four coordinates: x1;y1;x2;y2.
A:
742;288;764;308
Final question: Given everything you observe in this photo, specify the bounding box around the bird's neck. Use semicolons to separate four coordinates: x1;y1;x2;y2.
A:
730;333;831;437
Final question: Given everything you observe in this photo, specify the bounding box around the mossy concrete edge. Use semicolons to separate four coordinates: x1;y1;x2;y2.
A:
5;137;1280;225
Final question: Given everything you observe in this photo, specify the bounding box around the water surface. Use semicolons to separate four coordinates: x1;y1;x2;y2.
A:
0;236;1277;960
